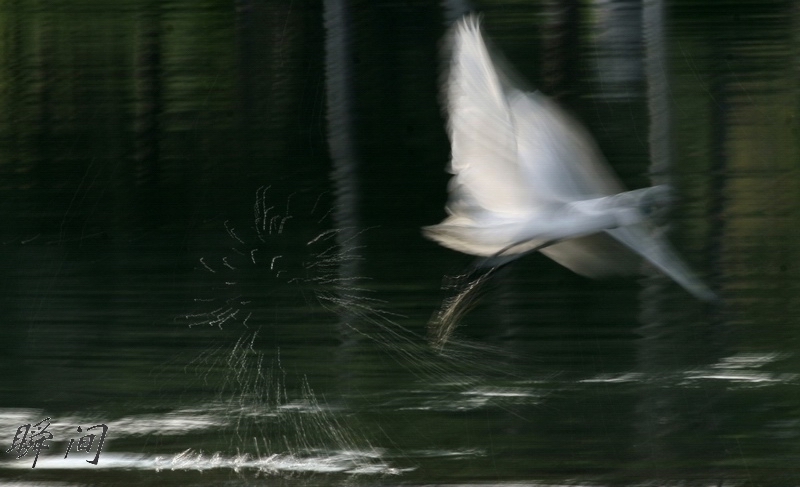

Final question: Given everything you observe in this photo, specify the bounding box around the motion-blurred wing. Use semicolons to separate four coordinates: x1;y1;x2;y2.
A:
507;86;644;273
442;16;531;218
509;91;624;204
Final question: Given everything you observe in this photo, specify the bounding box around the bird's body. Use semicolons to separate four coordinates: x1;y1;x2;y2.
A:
424;15;715;301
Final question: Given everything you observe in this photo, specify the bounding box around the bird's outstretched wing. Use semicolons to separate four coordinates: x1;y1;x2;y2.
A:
425;14;716;302
441;16;532;219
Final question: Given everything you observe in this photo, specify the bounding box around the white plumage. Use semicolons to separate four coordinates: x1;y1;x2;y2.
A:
424;15;715;301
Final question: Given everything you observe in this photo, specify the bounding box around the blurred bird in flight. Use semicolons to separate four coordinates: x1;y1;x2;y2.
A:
424;15;715;342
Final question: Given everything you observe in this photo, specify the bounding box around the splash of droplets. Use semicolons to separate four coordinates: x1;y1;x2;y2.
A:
178;185;531;479
183;186;504;370
182;187;336;330
183;186;392;336
195;329;390;476
177;186;402;476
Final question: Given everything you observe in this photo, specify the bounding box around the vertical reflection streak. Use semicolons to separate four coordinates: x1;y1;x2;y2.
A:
324;0;360;276
323;0;363;390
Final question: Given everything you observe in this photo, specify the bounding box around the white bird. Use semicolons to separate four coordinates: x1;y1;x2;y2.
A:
423;15;715;302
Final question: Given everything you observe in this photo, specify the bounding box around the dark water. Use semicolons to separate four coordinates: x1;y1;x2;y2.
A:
1;1;799;485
